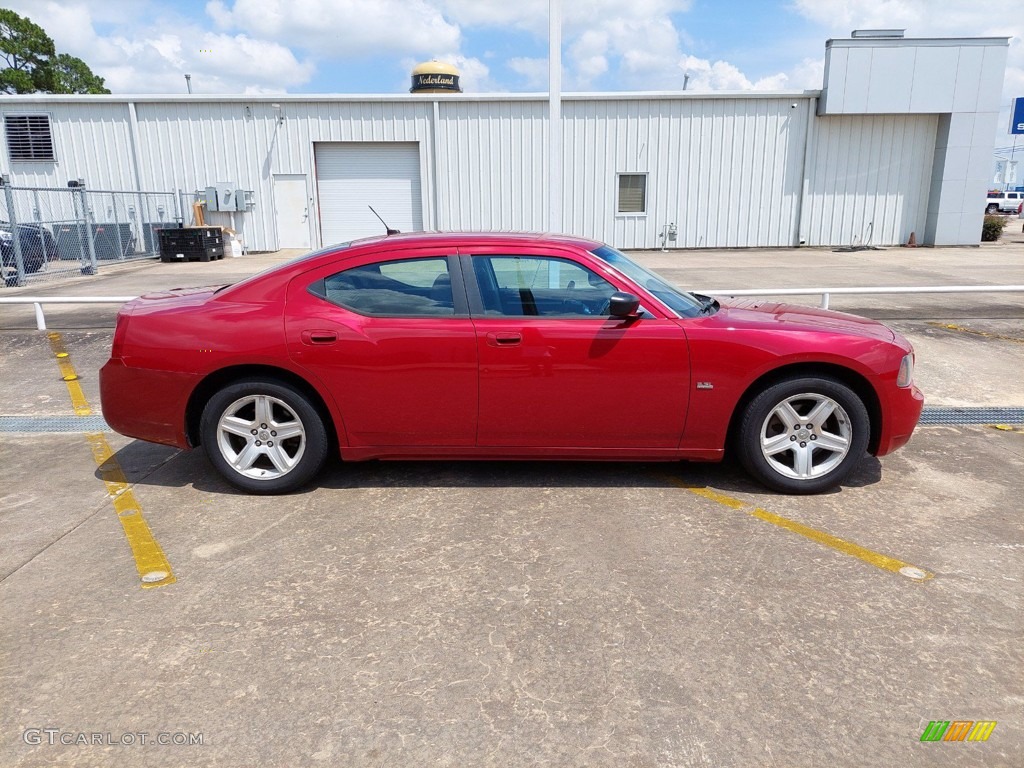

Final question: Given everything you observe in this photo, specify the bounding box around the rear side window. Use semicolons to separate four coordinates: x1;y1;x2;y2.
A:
317;257;455;316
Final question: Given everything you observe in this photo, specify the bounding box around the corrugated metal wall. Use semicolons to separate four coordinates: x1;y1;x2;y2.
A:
802;114;937;246
0;102;136;189
0;95;940;252
435;100;547;232
563;97;810;248
132;101;432;251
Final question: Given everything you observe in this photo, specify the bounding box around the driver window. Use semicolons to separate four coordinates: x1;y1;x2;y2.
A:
476;256;616;317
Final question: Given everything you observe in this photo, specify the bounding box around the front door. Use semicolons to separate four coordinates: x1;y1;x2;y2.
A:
464;249;690;448
273;174;311;249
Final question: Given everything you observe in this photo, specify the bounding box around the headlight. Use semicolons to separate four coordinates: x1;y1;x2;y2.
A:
897;353;914;388
0;230;13;243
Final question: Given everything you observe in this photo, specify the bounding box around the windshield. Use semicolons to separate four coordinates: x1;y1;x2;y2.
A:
591;244;706;318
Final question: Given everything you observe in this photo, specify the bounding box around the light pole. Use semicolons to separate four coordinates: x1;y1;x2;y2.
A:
1009;135;1018;192
549;0;561;234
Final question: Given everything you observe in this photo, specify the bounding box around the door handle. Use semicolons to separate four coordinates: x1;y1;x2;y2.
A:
486;331;522;347
301;330;337;345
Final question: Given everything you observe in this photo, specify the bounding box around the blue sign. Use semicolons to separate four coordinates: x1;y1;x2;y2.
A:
1012;97;1024;135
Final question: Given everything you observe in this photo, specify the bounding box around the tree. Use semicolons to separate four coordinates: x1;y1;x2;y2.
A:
0;9;109;94
42;54;110;94
0;9;54;93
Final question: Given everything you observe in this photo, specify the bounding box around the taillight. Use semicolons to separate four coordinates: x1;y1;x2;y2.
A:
111;309;131;359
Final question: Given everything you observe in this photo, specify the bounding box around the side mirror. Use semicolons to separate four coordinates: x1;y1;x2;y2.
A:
608;291;640;318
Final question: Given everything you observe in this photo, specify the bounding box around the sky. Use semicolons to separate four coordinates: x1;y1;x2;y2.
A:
5;0;1023;147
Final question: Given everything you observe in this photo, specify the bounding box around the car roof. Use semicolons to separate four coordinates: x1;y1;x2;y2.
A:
338;230;604;251
219;231;609;302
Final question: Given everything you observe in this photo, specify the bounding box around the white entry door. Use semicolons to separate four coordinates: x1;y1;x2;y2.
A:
273;174;311;249
314;142;423;245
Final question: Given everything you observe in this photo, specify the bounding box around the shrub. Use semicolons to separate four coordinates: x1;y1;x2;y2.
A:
981;215;1009;242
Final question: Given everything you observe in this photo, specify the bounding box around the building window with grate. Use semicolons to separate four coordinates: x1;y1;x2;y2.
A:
617;173;647;215
4;114;55;162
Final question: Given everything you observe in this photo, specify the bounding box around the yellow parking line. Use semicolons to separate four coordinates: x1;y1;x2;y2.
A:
46;332;175;588
664;477;933;581
47;332;92;415
85;433;176;588
927;321;1024;345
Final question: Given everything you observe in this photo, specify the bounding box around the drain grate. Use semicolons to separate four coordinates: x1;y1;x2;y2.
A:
918;407;1024;425
1;407;1021;434
0;415;111;432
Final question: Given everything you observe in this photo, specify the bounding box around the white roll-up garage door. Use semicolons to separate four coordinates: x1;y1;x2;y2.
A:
314;142;423;245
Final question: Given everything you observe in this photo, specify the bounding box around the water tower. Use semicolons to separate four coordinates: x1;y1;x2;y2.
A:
410;61;462;93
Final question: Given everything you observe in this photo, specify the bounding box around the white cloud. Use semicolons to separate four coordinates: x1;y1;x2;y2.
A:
207;0;461;58
441;0;796;93
439;0;709;90
569;30;610;84
446;54;499;92
20;0;1016;105
508;57;548;90
785;57;826;91
439;0;693;36
3;0;315;93
679;56;759;91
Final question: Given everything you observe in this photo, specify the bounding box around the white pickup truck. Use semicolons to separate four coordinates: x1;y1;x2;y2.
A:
985;190;1023;214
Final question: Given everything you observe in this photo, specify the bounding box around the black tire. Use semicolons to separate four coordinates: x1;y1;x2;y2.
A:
199;378;329;494
986;204;998;214
735;376;870;494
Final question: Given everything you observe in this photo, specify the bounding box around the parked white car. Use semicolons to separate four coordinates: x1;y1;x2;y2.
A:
985;191;1023;214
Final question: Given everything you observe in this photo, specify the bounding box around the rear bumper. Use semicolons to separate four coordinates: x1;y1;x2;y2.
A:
876;384;924;456
100;358;198;449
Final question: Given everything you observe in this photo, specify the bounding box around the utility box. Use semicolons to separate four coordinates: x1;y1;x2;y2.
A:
203;186;220;212
203;182;247;212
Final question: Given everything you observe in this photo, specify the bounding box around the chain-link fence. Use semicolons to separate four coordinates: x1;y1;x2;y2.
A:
1;183;181;288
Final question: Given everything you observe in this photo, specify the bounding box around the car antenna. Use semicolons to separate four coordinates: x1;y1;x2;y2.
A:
368;205;400;235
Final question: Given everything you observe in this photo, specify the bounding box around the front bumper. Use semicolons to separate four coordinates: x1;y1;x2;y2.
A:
876;383;925;456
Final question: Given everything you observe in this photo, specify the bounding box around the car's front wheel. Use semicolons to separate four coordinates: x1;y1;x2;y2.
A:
736;376;870;494
200;378;329;494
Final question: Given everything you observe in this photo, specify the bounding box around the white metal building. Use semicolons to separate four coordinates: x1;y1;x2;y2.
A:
0;33;1009;251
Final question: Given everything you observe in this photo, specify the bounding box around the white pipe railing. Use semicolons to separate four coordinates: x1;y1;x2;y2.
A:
0;296;137;330
2;285;1024;329
700;285;1024;309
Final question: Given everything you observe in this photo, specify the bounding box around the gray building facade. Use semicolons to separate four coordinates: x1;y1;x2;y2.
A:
0;33;1008;252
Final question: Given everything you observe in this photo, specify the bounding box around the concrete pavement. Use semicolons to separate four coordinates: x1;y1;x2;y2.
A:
2;232;1023;767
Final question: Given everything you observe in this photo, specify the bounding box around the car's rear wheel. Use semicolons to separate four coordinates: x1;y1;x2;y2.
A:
200;379;329;494
986;203;998;213
736;376;869;494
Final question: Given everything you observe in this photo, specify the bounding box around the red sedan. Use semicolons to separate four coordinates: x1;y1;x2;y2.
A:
100;232;923;495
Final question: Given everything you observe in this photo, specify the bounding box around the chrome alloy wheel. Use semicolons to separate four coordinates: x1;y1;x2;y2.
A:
215;394;307;480
758;393;852;480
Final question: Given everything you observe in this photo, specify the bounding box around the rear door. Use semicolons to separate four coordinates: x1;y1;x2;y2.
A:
462;245;690;449
285;246;478;447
